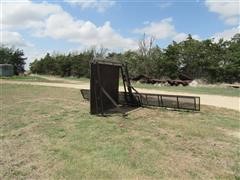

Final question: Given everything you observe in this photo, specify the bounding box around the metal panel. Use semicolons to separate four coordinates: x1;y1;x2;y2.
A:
82;60;200;114
80;89;90;100
134;92;200;111
82;89;200;111
90;62;120;114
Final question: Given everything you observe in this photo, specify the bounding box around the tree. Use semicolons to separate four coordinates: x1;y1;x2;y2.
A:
0;46;26;75
163;41;181;79
222;34;240;82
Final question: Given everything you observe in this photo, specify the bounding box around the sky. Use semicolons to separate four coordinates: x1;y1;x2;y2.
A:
1;0;240;68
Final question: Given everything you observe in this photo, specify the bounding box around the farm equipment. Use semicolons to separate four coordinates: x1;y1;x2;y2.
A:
131;74;193;86
80;59;200;115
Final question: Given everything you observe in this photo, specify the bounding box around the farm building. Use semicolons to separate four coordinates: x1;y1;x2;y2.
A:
0;64;14;76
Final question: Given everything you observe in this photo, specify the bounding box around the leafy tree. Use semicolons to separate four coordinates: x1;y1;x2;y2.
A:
0;46;26;75
163;41;180;79
222;34;240;82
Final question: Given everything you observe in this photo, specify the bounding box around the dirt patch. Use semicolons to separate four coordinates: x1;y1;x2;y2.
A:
217;127;240;139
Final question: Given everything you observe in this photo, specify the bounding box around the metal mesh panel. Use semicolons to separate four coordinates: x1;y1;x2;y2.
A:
178;97;196;110
146;95;160;106
137;93;200;111
81;89;200;111
138;94;158;106
161;96;178;108
80;89;90;100
90;63;120;114
118;92;127;104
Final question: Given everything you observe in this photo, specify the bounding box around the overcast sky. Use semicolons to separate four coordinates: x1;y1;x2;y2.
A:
1;0;239;68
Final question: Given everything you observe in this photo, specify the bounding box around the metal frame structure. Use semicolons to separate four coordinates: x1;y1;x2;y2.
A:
80;60;200;115
89;60;128;114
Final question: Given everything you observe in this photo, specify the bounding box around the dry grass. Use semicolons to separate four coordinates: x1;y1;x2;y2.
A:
0;84;239;179
132;82;240;97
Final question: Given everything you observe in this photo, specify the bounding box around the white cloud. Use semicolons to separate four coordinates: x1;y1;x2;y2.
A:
172;33;188;42
1;0;137;50
212;26;240;42
159;2;173;9
64;0;115;12
0;31;32;47
192;35;201;40
134;18;200;42
36;12;137;49
173;33;201;42
1;0;62;29
134;18;176;39
205;0;240;25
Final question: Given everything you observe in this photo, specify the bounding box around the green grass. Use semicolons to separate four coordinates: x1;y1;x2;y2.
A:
0;75;58;82
34;75;90;83
62;76;90;82
1;84;239;179
132;82;240;97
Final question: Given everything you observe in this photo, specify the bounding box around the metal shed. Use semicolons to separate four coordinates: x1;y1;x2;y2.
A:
0;64;14;76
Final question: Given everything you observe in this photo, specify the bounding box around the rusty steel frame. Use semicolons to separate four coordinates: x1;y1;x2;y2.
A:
81;60;201;115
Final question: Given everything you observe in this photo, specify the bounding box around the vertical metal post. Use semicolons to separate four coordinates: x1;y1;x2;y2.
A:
194;97;196;111
145;94;148;105
96;62;104;115
157;95;160;106
160;95;163;107
124;64;137;106
120;66;128;104
177;96;179;109
199;97;200;111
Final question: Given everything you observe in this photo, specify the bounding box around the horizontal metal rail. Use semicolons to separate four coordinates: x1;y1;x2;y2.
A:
81;89;200;111
133;92;200;111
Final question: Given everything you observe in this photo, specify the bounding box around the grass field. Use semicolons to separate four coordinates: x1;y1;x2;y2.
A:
0;75;62;83
1;84;239;179
33;75;90;83
62;76;90;82
132;82;240;97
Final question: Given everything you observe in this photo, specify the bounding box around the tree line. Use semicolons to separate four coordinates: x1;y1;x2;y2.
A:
30;34;240;83
1;33;239;83
30;51;92;78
